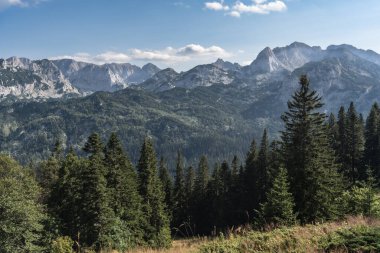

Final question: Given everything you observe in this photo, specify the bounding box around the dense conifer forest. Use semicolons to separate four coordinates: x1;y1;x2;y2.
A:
1;75;380;252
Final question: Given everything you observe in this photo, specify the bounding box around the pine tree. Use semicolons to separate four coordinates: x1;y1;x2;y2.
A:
244;138;258;214
185;166;195;199
158;157;173;213
231;155;239;183
345;102;365;184
137;138;171;248
229;155;245;226
208;163;224;232
172;151;187;231
104;133;144;248
50;148;84;247
281;75;343;223
337;106;348;169
258;167;296;227
185;165;195;229
219;161;231;194
328;113;339;151
80;133;117;249
83;133;104;158
37;141;62;201
364;103;380;179
194;155;209;196
193;155;210;235
256;129;271;205
268;140;282;178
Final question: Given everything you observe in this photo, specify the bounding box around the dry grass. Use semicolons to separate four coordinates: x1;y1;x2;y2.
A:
199;216;380;253
104;216;380;253
125;237;208;253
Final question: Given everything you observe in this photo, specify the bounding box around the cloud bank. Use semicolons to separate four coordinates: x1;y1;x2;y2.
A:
205;0;287;17
0;0;46;10
50;44;232;65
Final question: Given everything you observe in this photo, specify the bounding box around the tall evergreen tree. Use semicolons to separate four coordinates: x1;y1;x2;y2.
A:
194;155;209;196
256;129;271;205
137;138;171;248
185;166;195;200
158;157;173;213
229;155;245;226
193;155;210;235
172;151;187;231
281;75;343;223
231;155;240;183
185;165;196;230
244;138;258;214
328;113;339;151
80;133;117;249
37;142;62;202
345;102;365;183
208;163;224;232
364;103;380;179
337;106;348;169
104;133;144;248
50;148;83;246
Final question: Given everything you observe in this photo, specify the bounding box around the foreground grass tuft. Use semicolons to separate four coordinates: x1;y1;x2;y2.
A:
199;216;380;253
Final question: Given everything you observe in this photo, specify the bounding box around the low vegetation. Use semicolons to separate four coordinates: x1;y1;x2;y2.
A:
200;216;380;253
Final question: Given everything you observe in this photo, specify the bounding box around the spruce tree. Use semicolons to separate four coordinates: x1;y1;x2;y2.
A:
229;155;245;226
185;166;195;199
258;167;296;227
185;165;195;230
244;138;258;214
193;155;210;235
337;106;348;169
364;103;380;179
208;163;224;232
256;129;271;205
158;157;173;213
328;113;339;151
137;138;171;248
37;140;64;202
172;151;187;231
345;102;365;184
231;155;239;183
281;75;343;223
194;155;209;196
104;133;144;248
50;148;83;245
80;133;117;249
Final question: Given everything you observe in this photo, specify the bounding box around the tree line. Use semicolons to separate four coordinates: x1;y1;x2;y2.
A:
1;75;380;252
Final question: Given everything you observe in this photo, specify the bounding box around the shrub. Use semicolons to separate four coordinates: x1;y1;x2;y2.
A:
320;226;380;252
51;236;74;253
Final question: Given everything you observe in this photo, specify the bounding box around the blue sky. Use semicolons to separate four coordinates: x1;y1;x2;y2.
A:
1;0;380;71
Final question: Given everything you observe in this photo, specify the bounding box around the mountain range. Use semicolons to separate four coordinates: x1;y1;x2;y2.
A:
1;42;380;165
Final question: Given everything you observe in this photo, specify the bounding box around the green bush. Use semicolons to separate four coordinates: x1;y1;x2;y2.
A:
51;236;74;253
342;186;380;217
320;226;380;252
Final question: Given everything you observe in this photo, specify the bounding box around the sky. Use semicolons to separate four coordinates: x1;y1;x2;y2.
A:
1;0;380;71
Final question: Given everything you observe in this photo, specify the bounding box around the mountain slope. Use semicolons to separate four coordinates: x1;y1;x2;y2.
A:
2;42;380;165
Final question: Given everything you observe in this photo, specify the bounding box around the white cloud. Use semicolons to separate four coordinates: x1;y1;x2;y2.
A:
0;0;46;10
205;1;229;11
50;44;232;65
205;0;287;17
227;10;241;17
